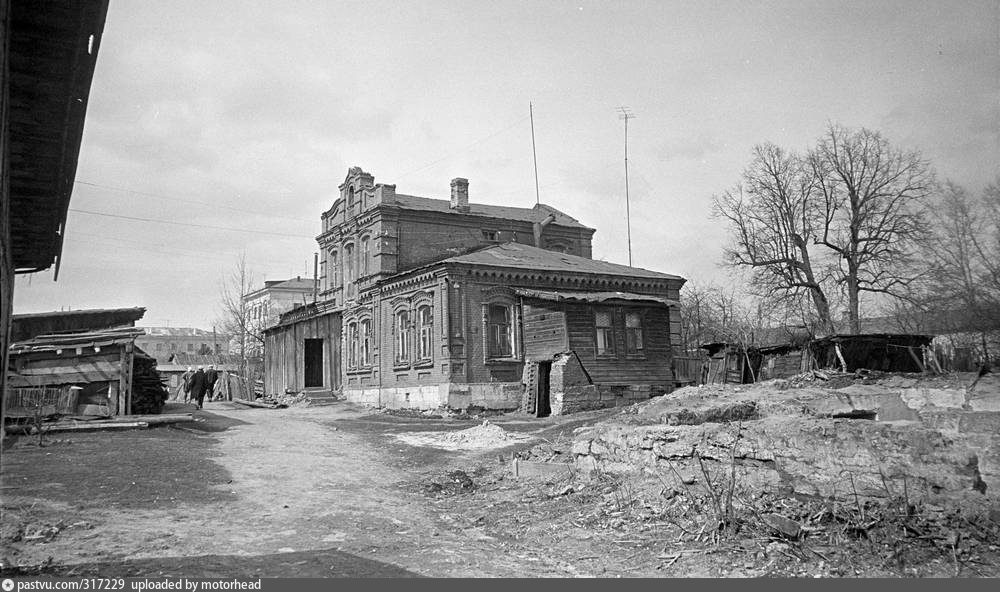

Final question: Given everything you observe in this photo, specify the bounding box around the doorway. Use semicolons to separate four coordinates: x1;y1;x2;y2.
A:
303;339;324;388
535;361;551;417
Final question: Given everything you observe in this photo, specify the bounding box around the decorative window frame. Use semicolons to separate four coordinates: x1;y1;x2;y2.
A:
360;234;371;277
624;309;646;358
391;302;412;368
482;290;520;363
414;300;434;367
594;306;616;358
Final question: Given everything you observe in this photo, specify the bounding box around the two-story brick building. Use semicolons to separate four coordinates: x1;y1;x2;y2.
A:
264;167;685;415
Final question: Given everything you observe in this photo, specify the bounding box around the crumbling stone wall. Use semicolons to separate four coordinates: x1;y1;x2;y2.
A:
572;375;1000;509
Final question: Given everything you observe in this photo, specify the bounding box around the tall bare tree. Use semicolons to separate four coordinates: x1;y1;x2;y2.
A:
809;124;935;333
714;143;834;331
901;180;1000;340
218;253;264;382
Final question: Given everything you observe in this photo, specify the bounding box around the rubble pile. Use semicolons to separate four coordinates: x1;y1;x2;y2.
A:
573;373;1000;512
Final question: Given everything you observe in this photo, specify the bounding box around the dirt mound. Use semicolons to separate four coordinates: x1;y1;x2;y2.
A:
396;420;533;450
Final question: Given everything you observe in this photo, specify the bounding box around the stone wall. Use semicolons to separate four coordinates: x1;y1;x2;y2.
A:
571;376;1000;508
342;380;522;411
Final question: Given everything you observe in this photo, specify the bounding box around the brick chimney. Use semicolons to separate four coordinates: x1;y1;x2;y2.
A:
450;178;469;212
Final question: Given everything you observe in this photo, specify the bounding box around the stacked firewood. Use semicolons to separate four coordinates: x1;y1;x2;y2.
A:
130;355;170;414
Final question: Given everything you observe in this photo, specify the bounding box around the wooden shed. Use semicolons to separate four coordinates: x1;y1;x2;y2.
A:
262;304;342;398
6;327;167;417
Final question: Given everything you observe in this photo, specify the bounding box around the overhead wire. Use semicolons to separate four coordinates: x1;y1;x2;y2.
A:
73;180;318;223
68;208;317;238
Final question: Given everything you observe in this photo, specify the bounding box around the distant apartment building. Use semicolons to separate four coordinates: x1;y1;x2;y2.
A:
136;327;230;362
243;277;319;329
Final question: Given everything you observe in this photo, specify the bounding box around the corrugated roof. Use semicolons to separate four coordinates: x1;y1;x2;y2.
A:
514;288;679;307
437;242;683;280
393;194;592;230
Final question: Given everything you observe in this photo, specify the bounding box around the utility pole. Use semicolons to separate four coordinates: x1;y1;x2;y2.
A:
618;106;635;266
530;102;540;206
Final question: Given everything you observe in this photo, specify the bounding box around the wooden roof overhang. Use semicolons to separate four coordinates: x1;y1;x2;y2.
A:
8;0;110;275
513;288;679;308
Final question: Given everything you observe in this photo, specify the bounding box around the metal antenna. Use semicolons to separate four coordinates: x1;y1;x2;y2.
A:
530;102;540;205
618;106;635;266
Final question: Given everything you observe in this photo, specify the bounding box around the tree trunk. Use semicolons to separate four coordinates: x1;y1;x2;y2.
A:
846;260;860;334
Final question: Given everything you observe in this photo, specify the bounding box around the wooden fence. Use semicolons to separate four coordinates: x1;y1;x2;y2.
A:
673;356;706;385
4;387;79;418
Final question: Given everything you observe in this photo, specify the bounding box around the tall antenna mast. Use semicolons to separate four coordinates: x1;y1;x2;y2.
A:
618;106;635;266
530;102;540;205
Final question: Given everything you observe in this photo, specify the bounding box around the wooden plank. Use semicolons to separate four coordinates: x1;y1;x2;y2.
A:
45;421;149;433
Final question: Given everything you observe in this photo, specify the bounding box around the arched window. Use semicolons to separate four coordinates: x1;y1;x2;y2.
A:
417;304;433;361
330;249;340;288
486;303;513;358
360;235;370;277
343;243;355;295
360;319;372;367
395;310;410;364
347;321;359;369
347;186;356;211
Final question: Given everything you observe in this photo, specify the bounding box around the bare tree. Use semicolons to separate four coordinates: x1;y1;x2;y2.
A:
218;253;264;390
900;180;1000;348
714;143;834;331
809;124;935;333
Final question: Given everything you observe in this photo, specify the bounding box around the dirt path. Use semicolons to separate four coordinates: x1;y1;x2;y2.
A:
1;401;604;577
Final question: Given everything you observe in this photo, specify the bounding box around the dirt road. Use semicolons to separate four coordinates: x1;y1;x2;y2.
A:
6;397;993;578
1;400;613;577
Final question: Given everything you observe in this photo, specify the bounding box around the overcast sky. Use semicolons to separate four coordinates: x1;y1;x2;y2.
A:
13;0;999;330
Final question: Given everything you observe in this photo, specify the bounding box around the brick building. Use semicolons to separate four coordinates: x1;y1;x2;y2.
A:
136;327;230;362
244;276;319;328
264;167;685;415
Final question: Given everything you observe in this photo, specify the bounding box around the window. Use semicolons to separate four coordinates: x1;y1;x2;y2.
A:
170;343;177;351
360;319;372;366
595;310;614;355
482;229;498;241
417;305;433;361
487;304;513;358
344;243;355;294
360;236;370;276
347;322;359;369
626;312;644;354
187;343;194;352
330;250;340;288
347;186;356;212
156;343;164;352
395;310;410;364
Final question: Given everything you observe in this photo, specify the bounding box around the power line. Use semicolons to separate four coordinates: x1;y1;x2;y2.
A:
395;115;530;180
68;208;316;238
73;180;317;223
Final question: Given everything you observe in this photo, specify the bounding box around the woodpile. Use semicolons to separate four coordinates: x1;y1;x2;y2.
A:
129;354;169;415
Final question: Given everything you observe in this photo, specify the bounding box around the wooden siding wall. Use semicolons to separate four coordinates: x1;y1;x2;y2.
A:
1;0;11;432
264;313;341;396
522;300;568;360
565;304;674;385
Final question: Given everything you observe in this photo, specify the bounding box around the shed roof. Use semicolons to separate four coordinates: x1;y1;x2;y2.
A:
514;288;678;307
8;0;110;273
10;327;144;355
436;242;683;281
11;307;146;342
393;195;592;231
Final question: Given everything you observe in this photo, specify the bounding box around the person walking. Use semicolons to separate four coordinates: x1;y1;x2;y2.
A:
189;366;208;410
205;364;219;402
181;366;194;404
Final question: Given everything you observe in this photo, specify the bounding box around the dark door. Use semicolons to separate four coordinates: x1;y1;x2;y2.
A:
536;361;551;417
303;339;324;388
